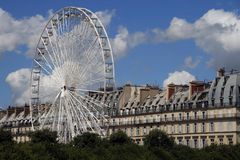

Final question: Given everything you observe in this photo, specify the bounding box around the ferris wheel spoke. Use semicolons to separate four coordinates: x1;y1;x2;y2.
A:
77;55;104;83
46;29;63;71
37;47;53;71
40;91;61;129
83;94;109;108
34;59;51;75
72;88;105;94
68;92;95;132
67;94;86;133
68;91;100;122
77;77;105;87
62;96;75;137
69;90;108;111
67;92;94;132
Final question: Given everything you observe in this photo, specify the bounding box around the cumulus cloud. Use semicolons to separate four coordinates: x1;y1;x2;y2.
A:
111;9;240;70
5;68;31;105
95;9;115;28
111;26;148;58
0;8;115;57
184;56;201;69
163;71;196;87
6;68;60;106
0;8;51;56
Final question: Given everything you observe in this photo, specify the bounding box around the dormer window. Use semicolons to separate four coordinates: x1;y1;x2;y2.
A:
212;89;216;99
220;87;225;97
223;76;229;86
214;78;219;87
230;86;234;97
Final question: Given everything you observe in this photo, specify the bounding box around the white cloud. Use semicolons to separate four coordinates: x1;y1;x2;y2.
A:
163;71;196;87
111;26;148;59
158;9;240;69
5;68;31;105
6;68;60;106
111;9;240;70
184;56;201;69
95;9;115;28
0;8;50;56
0;8;115;57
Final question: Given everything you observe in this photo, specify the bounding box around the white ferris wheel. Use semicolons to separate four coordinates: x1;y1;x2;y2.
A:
30;7;115;143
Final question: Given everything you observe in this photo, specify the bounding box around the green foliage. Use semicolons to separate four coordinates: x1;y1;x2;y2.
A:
144;129;174;149
0;128;13;143
72;132;101;148
0;129;240;160
29;129;57;144
109;130;132;145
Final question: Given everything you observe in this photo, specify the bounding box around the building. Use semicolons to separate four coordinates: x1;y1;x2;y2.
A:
1;68;240;148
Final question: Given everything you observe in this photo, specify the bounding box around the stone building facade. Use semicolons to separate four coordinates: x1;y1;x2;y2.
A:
1;69;240;148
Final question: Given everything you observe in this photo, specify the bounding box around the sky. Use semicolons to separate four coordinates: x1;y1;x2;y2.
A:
0;0;240;107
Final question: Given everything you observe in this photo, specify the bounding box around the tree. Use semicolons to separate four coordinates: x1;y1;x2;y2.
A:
0;128;13;143
29;129;57;143
144;129;174;149
72;132;101;148
109;130;131;145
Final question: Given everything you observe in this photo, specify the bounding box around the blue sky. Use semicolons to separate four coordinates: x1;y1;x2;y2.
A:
0;0;240;107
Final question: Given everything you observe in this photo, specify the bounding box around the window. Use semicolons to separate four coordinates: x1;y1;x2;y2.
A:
220;99;223;106
202;139;206;147
136;139;141;144
194;112;197;119
221;87;225;97
210;122;214;132
212;99;215;106
194;139;198;148
179;124;182;133
187;113;190;120
212;89;216;98
179;113;182;120
238;86;240;95
202;111;206;119
136;127;140;136
172;114;174;121
214;78;219;87
143;127;146;135
171;125;175;134
228;137;233;145
210;138;215;145
186;139;189;146
178;139;182;145
164;114;167;121
229;97;233;106
230;86;234;96
219;138;223;145
186;123;190;133
202;123;205;132
194;123;197;133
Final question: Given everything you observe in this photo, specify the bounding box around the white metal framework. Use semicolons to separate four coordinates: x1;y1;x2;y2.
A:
30;7;115;143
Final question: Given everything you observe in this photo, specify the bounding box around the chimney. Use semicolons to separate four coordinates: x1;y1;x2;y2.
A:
15;107;24;116
24;105;30;116
7;107;15;116
217;68;225;77
189;81;204;99
140;86;159;105
166;83;175;101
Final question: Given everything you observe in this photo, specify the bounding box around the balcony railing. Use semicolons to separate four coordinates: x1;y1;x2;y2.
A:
109;113;240;126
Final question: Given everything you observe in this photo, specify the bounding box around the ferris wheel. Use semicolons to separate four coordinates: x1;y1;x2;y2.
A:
30;7;115;143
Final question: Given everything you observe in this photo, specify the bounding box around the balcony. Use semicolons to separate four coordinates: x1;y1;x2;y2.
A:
109;113;239;126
